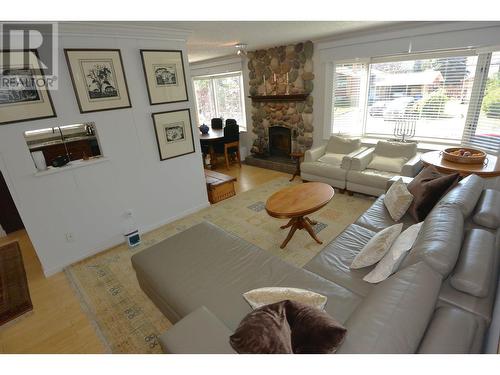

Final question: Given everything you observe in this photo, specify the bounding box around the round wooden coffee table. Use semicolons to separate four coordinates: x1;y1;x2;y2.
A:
265;182;334;249
421;150;500;177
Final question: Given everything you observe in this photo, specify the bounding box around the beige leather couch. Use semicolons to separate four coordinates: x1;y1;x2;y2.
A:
300;135;366;189
346;140;423;196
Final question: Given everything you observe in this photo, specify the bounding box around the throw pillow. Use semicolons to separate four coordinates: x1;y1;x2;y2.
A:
326;135;361;155
285;300;347;354
243;287;327;310
363;222;424;283
229;301;293;354
318;153;344;166
384;178;414;221
407;166;460;221
367;154;408;173
350;223;403;269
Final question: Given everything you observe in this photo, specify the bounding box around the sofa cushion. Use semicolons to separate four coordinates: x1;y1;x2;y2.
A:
350;223;403;269
407;166;460;221
159;306;235;354
439;174;484;217
301;161;348;181
355;195;416;232
326;135;361;155
368;154;407;173
337;262;441;354
230;301;293;354
473;189;500;229
450;229;496;298
318;152;344;166
417;306;481;354
401;204;464;277
346;169;398;190
373;140;417;159
304;224;377;297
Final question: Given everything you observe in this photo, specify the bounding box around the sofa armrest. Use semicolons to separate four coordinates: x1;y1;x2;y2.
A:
401;153;423;177
349;148;375;171
386;175;414;191
158;306;235;354
304;144;326;162
341;146;368;170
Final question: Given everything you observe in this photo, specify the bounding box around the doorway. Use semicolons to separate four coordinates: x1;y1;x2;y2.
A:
0;170;24;234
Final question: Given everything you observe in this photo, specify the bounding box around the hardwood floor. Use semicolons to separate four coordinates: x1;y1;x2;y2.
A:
0;164;288;353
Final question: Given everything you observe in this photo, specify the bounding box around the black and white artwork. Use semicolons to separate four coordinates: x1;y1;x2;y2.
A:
0;50;56;125
65;49;131;113
141;50;188;105
165;122;185;143
0;69;41;105
152;109;194;161
81;60;120;100
154;64;177;86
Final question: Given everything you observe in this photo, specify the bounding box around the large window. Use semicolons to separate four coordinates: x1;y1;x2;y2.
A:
331;50;500;153
193;72;246;129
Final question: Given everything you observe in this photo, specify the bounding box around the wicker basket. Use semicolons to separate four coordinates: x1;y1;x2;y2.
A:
442;147;486;164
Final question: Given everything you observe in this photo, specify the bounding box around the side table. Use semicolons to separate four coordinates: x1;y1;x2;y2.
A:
289;152;304;182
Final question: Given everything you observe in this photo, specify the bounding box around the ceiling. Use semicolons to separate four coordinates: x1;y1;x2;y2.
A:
128;21;404;62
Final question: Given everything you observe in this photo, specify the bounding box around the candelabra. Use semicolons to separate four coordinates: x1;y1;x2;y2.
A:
393;118;416;143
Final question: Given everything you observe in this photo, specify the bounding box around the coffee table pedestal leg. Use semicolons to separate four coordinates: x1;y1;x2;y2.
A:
279;216;322;249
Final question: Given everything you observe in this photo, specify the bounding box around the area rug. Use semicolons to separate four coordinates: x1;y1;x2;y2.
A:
0;241;33;326
66;177;374;353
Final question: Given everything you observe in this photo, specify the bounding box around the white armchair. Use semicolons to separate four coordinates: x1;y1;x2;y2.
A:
300;135;366;189
346;140;423;196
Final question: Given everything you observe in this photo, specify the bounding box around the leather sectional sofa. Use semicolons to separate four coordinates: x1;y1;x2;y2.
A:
131;174;500;354
301;136;423;196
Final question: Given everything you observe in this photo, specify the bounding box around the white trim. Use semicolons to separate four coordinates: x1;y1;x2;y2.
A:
58;22;192;41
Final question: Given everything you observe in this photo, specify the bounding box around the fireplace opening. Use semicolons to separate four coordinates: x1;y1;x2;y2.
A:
268;126;291;157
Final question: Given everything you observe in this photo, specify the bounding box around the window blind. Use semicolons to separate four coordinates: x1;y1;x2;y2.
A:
462;51;500;154
331;62;367;136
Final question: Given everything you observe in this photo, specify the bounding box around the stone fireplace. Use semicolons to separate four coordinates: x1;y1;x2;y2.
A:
268;126;291;157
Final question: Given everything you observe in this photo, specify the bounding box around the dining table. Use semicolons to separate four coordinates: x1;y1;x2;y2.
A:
199;127;224;169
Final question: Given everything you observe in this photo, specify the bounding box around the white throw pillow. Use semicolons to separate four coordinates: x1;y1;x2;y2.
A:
368;154;408;173
350;223;403;269
384;178;414;221
318;152;344;166
243;287;327;310
363;222;424;283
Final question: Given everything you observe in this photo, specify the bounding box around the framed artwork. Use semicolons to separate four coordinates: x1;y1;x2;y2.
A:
0;50;56;125
64;49;131;113
152;108;195;161
140;50;188;105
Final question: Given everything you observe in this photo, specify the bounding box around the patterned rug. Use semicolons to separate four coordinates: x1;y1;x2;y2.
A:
65;177;374;353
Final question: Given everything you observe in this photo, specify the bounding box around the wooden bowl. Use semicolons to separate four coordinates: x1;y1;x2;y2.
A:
442;147;486;164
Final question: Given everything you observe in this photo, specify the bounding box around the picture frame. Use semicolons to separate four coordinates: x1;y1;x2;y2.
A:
64;49;132;113
140;50;189;105
0;50;57;125
152;108;195;161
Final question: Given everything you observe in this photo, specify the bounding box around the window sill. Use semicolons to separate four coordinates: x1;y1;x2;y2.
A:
359;136;461;152
33;157;109;177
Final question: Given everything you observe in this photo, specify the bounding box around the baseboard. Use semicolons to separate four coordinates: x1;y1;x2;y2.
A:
42;200;211;277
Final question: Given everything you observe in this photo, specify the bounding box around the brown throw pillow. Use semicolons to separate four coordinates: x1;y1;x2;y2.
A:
407;166;460;221
285;300;347;354
229;300;347;354
229;301;293;354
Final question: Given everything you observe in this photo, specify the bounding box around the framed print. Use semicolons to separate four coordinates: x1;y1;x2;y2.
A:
64;49;131;113
152;108;195;161
0;50;56;125
140;50;188;105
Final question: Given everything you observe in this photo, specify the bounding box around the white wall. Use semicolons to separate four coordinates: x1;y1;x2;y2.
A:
0;23;209;276
312;21;500;148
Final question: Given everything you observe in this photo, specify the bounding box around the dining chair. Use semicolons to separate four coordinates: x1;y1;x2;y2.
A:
214;122;241;170
211;118;223;130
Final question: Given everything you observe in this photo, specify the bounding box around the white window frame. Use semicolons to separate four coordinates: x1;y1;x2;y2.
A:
192;71;246;130
330;49;499;150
